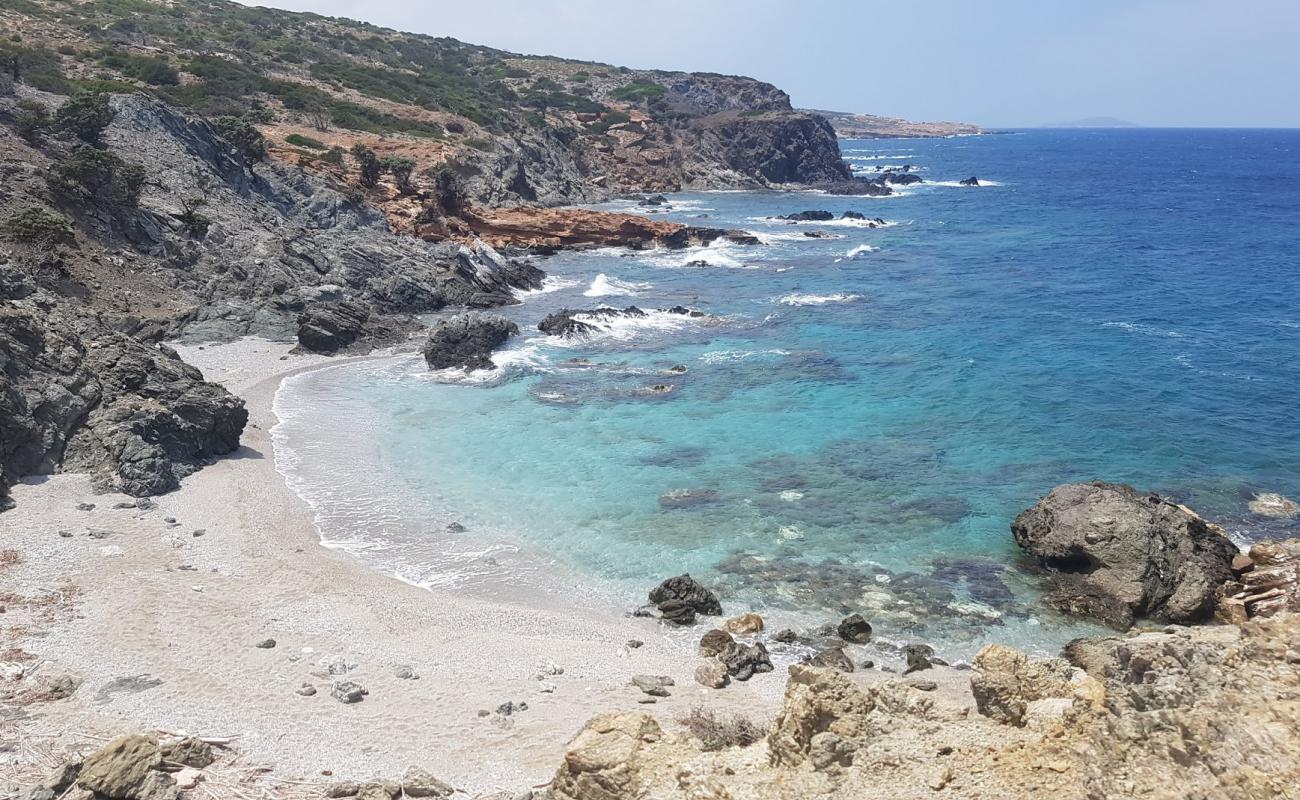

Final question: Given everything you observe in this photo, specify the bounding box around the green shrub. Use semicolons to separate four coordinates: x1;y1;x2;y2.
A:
610;78;667;101
349;144;380;187
214;117;266;167
47;147;145;209
380;155;415;193
463;137;492;152
98;51;178;85
284;132;326;150
55;92;115;145
0;42;70;93
176;197;210;238
321;146;345;166
4;207;74;246
14;99;51;142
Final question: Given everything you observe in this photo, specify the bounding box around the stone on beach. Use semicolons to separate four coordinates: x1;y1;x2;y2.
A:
331;681;367;704
724;612;765;634
836;613;873;644
698;629;735;658
77;734;178;800
631;674;674;696
694;658;731;688
648;574;723;619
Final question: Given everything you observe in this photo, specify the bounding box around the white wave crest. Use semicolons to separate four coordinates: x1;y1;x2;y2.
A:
778;293;861;306
638;240;756;270
698;349;791;364
748;216;897;229
424;344;552;385
549;308;709;346
1101;321;1185;339
927;179;1002;187
583;273;652;297
513;275;580;299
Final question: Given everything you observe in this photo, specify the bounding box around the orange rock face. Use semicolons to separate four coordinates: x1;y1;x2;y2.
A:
452;206;688;250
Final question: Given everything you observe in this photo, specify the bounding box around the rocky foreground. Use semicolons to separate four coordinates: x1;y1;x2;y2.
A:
5;475;1298;799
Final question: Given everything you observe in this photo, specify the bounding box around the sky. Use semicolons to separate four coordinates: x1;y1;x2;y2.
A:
233;0;1300;128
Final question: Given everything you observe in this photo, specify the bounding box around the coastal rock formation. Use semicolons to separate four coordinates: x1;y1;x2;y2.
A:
801;109;983;139
1011;481;1238;627
421;313;519;371
77;734;178;800
970;644;1101;725
1249;491;1299;518
295;300;402;354
780;210;834;221
647;574;723;624
1229;538;1300;618
550;713;667;800
960;176;981;186
1;298;247;500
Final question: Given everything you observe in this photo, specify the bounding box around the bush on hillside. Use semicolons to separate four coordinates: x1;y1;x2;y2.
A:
285;132;326;150
47;147;146;209
55;92;115;145
214;116;266;167
350;144;380;188
3;207;75;246
14;99;51;142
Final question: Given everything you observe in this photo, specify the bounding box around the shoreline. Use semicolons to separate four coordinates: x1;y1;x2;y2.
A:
0;338;801;791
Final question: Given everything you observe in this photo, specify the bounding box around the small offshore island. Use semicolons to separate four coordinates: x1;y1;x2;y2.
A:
2;1;1299;799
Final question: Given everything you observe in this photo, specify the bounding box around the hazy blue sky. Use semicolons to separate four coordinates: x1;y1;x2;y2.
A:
236;0;1300;128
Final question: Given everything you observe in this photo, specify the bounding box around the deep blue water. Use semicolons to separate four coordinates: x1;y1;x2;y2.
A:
275;130;1300;659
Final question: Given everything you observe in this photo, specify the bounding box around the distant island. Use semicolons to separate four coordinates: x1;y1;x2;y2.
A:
802;108;983;138
1043;116;1142;128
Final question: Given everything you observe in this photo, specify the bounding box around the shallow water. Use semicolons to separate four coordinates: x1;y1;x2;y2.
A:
274;130;1300;660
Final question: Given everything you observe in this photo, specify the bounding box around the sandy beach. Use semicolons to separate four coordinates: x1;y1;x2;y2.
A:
0;338;815;793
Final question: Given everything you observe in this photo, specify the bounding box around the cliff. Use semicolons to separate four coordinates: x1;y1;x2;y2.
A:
805;108;983;139
0;0;851;207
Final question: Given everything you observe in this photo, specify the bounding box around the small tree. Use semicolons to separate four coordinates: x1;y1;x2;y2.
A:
381;155;416;194
55;92;115;146
177;197;211;238
432;167;467;217
47;147;146;209
15;99;51;143
304;102;331;132
214;117;266;168
350;144;380;188
321;146;345;166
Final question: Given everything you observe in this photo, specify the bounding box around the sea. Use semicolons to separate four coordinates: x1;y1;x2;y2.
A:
272;129;1300;663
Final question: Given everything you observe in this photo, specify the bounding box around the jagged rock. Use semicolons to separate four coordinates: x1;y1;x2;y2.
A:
960;176;981;186
401;767;453;798
550;713;665;800
421;313;518;371
903;643;935;674
718;641;773;681
1249;492;1299;518
881;172;922;185
698;629;735;658
1011;482;1238;627
768;665;875;767
970;644;1101;726
648;574;722;618
1;302;247;505
77;734;177;800
158;737;213;770
694;658;730;689
538;306;650;338
773;628;800;643
836;613;873;643
809;647;854;673
723;612;764;634
1236;538;1300;617
325;782;361;798
295;301;372;354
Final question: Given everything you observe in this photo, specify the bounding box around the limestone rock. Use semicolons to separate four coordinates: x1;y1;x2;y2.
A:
768;665;875;768
1012;482;1237;627
970;644;1100;726
697;629;735;658
808;647;854;673
77;734;177;800
551;713;665;800
1248;492;1299;518
723;612;764;634
694;658;730;689
401;767;453;798
158;737;213;770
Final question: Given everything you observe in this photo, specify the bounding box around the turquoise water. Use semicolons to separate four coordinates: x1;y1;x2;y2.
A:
275;130;1300;660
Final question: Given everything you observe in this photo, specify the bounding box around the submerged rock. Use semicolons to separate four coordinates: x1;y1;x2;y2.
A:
1248;492;1299;518
1012;481;1238;628
421;312;518;371
657;488;723;509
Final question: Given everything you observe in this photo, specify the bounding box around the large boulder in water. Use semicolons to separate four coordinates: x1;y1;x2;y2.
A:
648;574;722;618
1012;482;1238;628
422;312;518;371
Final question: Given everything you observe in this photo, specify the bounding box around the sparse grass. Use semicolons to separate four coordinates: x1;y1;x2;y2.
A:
677;706;765;751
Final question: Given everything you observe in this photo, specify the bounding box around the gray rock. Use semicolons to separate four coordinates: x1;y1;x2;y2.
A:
158;737;213;770
77;734;178;800
1012;481;1238;627
331;681;367;704
837;613;873;644
254;638;276;649
631;674;675;696
718;641;773;681
648;574;722;617
295;683;317;697
421;313;519;371
903;643;935;674
394;665;419;680
809;647;855;673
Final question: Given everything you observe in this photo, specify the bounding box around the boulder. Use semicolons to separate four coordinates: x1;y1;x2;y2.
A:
401;767;453;798
295;301;370;354
630;675;674;697
421;312;518;371
551;713;665;800
694;658;730;689
1011;482;1238;627
959;176;981;186
903;643;934;674
698;629;735;658
718;641;773;681
779;210;834;221
836;613;873;643
724;612;764;634
78;734;178;800
809;647;854;673
881;172;922;185
768;665;875;768
158;737;213;770
648;574;722;617
1248;492;1299;519
970;644;1101;726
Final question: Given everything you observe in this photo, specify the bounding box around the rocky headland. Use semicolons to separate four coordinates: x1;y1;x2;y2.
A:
804;109;983;139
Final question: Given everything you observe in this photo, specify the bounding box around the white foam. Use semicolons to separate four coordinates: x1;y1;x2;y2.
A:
638;240;756;270
423;343;552;385
843;244;877;259
514;275;580;299
1101;321;1185;339
778;292;861;306
583;273;652;297
748;229;845;243
926;179;1002;187
698;349;790;364
548;308;708;346
749;216;897;229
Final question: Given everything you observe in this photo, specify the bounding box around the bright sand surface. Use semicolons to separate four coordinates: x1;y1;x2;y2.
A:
0;338;823;792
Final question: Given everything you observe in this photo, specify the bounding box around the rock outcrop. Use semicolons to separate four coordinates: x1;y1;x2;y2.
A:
1011;481;1238;627
550;713;667;800
970;644;1102;725
421;313;519;371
